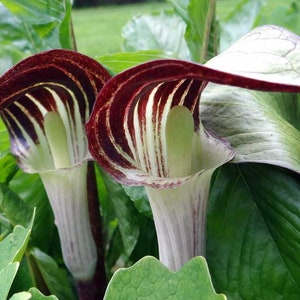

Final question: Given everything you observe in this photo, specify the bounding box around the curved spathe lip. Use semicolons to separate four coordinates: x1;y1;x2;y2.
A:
86;56;300;188
86;60;245;188
0;49;111;174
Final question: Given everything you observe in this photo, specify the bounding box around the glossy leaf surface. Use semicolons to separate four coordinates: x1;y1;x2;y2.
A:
207;164;300;299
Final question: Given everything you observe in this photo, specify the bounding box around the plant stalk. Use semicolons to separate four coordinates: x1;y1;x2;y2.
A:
86;161;107;299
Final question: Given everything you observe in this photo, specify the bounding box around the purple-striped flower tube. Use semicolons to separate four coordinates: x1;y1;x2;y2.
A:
0;50;111;281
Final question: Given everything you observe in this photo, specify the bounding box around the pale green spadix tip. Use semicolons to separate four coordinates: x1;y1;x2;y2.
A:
44;111;71;169
165;105;194;178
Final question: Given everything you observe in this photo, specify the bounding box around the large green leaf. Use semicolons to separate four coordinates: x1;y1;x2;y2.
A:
104;256;226;299
207;164;300;299
0;4;28;74
9;258;35;297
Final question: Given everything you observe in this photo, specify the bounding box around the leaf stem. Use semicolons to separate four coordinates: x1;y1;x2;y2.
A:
200;0;216;62
86;161;107;299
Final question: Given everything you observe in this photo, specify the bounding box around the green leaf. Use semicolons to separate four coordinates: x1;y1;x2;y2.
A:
104;256;226;299
0;262;19;300
123;186;152;218
30;248;76;300
9;171;56;253
0;154;18;184
0;118;10;154
9;258;35;297
218;0;264;51
183;0;218;62
99;167;140;258
254;0;300;36
0;4;29;73
122;10;190;60
10;287;58;300
97;50;175;75
170;0;218;62
217;0;300;53
0;183;33;228
0;216;33;269
207;164;300;299
0;0;73;65
59;0;75;50
169;0;189;22
0;213;34;299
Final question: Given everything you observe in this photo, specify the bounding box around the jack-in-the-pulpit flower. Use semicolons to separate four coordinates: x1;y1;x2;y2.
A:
0;50;111;281
86;58;300;271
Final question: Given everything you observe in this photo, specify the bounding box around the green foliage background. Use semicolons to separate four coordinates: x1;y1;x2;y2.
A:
0;0;300;299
